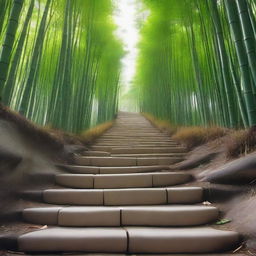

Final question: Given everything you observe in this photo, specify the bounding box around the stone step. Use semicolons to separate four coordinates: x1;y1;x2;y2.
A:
81;152;186;158
107;124;159;126
107;130;160;132
108;125;156;127
98;139;172;142
100;134;169;137
96;143;178;146
14;254;241;256
106;126;156;128
108;126;155;128
99;145;179;149
17;227;239;253
101;128;167;131
96;139;176;143
42;187;203;205
99;166;169;174
18;227;127;252
100;137;170;140
55;172;192;189
97;135;173;138
74;156;183;166
83;151;111;156
105;132;162;134
126;227;239;253
59;165;168;174
100;131;170;133
93;145;180;149
101;133;168;137
94;138;177;146
22;205;219;226
55;254;243;256
111;153;186;157
91;146;187;153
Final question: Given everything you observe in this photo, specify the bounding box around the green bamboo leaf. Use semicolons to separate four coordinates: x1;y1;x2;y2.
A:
215;219;232;225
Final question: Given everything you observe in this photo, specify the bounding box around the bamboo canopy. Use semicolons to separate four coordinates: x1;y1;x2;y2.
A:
0;0;123;132
134;0;256;128
0;0;256;131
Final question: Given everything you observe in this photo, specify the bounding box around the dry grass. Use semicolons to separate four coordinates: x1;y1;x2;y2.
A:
226;128;256;158
143;113;227;149
0;104;114;149
41;125;83;145
172;126;227;149
80;121;113;144
143;113;177;135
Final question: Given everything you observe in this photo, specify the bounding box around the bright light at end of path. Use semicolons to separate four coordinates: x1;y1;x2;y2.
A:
113;0;140;91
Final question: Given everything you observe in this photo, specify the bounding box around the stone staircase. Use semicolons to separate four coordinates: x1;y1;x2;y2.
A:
16;112;239;254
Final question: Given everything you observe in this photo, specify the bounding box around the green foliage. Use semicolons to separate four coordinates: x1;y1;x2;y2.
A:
215;219;231;225
1;0;256;131
133;0;256;128
0;0;123;133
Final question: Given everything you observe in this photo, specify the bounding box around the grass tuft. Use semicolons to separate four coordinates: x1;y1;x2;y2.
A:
143;113;177;135
80;121;113;144
41;125;83;145
143;112;256;157
226;128;256;158
172;126;227;149
0;104;114;149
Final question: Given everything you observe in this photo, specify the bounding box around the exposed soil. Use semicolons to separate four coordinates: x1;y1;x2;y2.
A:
0;108;84;253
169;136;256;255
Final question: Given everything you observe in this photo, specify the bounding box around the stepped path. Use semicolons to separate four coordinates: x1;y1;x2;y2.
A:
17;112;239;254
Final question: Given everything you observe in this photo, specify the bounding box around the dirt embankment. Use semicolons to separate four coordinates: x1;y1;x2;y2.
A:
0;105;88;215
172;136;256;254
0;104;115;223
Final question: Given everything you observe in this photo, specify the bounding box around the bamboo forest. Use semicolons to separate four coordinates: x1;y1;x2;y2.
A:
2;1;256;254
0;0;256;132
